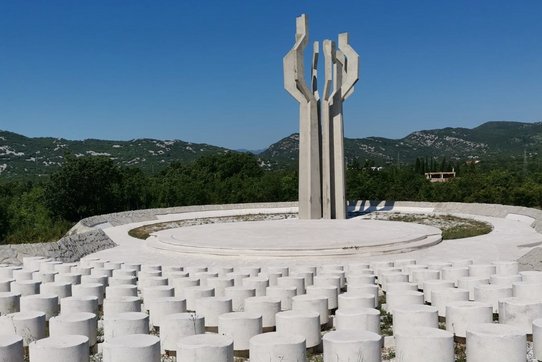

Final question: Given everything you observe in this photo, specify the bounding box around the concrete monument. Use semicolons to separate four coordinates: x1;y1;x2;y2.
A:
284;14;359;219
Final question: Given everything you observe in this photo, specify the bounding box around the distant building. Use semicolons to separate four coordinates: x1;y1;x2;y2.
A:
425;169;456;183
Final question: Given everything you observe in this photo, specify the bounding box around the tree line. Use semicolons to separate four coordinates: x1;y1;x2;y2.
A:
2;152;542;244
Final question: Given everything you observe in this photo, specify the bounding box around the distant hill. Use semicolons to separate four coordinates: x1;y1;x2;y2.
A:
2;121;542;179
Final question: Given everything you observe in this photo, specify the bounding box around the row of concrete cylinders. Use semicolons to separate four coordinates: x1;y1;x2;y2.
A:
1;256;542;361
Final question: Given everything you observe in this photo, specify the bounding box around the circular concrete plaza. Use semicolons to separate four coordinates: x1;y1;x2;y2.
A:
148;219;442;257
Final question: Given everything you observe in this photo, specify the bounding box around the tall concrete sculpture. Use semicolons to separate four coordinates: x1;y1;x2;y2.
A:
284;14;359;219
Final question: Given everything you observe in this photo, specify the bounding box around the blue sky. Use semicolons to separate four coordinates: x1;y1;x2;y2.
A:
1;1;541;149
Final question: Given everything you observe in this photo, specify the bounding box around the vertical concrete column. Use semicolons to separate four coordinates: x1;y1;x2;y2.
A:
0;292;20;315
492;261;519;276
29;335;89;362
160;313;205;354
466;323;526;362
60;296;98;315
473;284;513;312
20;294;59;320
49;312;97;347
457;276;489;300
0;311;46;346
103;335;160;362
395;327;454;362
445;301;493;338
195;297;233;330
334;307;380;334
244;296;281;330
393;304;438;334
0;334;23;362
498;297;542;334
431;288;469;317
148;297;187;328
218;312;262;354
103;296;142;316
103;312;149;342
532;318;542;361
338;293;374;309
224;286;255;312
266;286;297;310
249;332;306;362
276;310;321;348
323;330;381;362
177;334;233;362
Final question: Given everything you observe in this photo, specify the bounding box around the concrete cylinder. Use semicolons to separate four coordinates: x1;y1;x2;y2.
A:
29;335;89;362
249;332;305;362
412;269;440;289
54;273;81;285
54;263;77;274
236;266;260;277
466;323;526;362
473;284;513;312
104;261;123;270
258;272;281;287
113;269;136;278
0;266;21;279
450;259;473;268
177;333;233;362
347;263;370;273
386;291;424;314
276;310;320;348
290;271;314;287
81;275;108;287
49;312;97;346
292;294;329;325
109;276;137;286
138;276;167;290
457;276;489;300
103;334;160;362
512;281;542;299
91;267;113;278
23;257;45;272
72;283;104;305
532;318;542;360
381;272;409;291
441;267;469;286
266;266;289;277
395;326;454;362
148;297;187;327
181;286;214;311
217;266;234;277
277;276;305;295
0;334;23;362
370;261;393;270
431;288;469;317
423;280;454;303
347;284;379;307
498;297;542;334
191;272;218;287
335;307;380;334
469;264;497;278
40;282;72;302
266;286;297;311
122;263;141;272
71;266;92;276
11;280;40;296
445;301;493;338
306;285;338;309
404;264;428;280
103;296;142;316
226;272;250;286
242;277;269;297
60;296;98;315
32;271;57;284
323;330;382;362
138;271;162;282
141;264;162;272
346;273;376;286
13;270;34;282
387;282;418;293
20;294;59;320
106;285;137;299
244;296;281;329
313;275;341;290
141;285;174;308
490;274;521;287
103;312;149;341
394;258;417;269
195;297;232;328
493;260;519;276
338;292;374;309
0;292;20;314
218;312;262;352
172;277;200;296
207;277;234;297
393;304;438;334
0;279;12;292
520;271;542;283
0;311;46;346
224;286;255;312
160;312;204;353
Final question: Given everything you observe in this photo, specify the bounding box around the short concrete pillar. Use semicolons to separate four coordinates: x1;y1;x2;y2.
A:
160;312;205;353
394;258;417;269
20;294;59;320
141;286;174;308
138;276;168;290
493;260;519;276
395;327;454;362
266;266;289;277
469;264;497;278
72;283;104;305
32;271;57;284
387;282;418;293
277;276;305;295
112;269;137;278
224;286;255;312
148;297;187;328
313;275;341;290
54;273;81;285
466;323;526;362
338;292;374;309
370;261;393;270
498;297;542;334
103;296;142;316
0;311;46;346
512;281;542;299
386;291;424;314
457;276;489;300
532;318;542;360
520;271;542;283
23;257;46;272
335;307;380;334
216;266;234;277
490;274;521;287
103;334;160;362
91;267;113;278
306;285;338;309
249;332;306;362
242;277;269;297
346;273;376;286
191;271;218;287
40;282;72;302
244;296;281;329
141;264;162;273
0;334;23;362
195;297;232;328
292;294;329;325
106;285;137;299
473;284;513;312
109;276;137;286
258;272;281;286
207;277;234;297
404;264;428;281
347;284;379;307
81;275;108;287
103;261;123;270
162;265;182;275
13;269;34;282
381;272;409;291
236;266;260;278
347;263;370;273
0;266;21;279
138;271;162;282
323;330;381;362
450;259;473;268
11;280;40;296
71;266;92;276
29;335;89;362
218;312;262;353
431;288;469;317
445;301;493;338
393;304;438;334
122;263;141;272
49;312;97;346
226;272;250;286
265;286;296;310
0;292;20;314
320;270;346;287
427;262;452;271
276;310;321;348
320;264;344;272
172;277;200;296
423;280;455;303
103;312;149;341
290;271;314;287
180;286;214;311
0;279;12;292
412;269;440;289
60;296;98;315
442;267;469;287
177;333;233;362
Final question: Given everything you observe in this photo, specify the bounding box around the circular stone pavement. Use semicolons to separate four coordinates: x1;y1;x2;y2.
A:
147;218;442;257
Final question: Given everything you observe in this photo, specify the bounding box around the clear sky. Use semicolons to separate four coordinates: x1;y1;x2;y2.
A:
1;1;541;149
